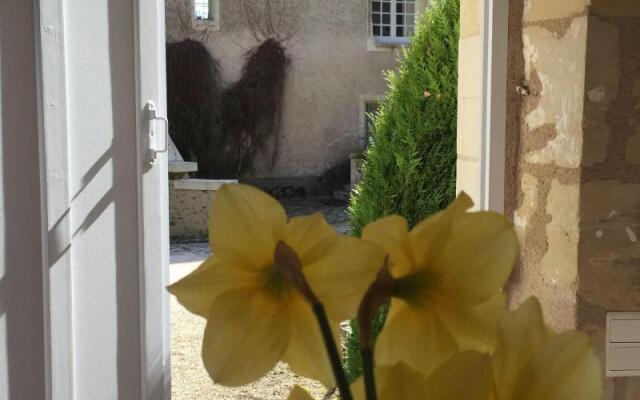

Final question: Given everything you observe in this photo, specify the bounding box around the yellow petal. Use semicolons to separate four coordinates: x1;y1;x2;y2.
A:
435;293;507;351
423;351;492;400
351;362;428;400
304;235;385;321
202;288;291;386
362;215;415;277
288;386;316;400
167;256;260;317
492;297;550;400
434;211;517;304
375;301;458;377
517;331;602;400
284;213;335;264
284;294;336;387
409;192;473;269
208;183;286;269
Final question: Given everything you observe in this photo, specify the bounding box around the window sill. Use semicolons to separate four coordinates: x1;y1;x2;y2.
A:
367;37;410;52
373;37;411;46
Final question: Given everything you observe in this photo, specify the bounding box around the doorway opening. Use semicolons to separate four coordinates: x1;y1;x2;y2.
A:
163;0;401;398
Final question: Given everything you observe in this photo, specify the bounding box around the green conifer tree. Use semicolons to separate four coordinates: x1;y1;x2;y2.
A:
345;0;460;379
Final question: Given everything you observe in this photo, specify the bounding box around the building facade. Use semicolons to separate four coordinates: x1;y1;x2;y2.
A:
165;0;429;184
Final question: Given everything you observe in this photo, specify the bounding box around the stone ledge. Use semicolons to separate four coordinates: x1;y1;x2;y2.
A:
173;179;238;191
169;161;198;174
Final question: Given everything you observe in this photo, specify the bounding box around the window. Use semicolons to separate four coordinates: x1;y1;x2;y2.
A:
194;0;213;21
371;0;416;45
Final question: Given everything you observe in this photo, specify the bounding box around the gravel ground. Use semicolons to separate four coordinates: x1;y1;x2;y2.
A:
170;198;348;400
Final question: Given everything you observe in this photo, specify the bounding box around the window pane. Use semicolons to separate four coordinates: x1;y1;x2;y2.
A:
397;3;404;13
373;13;381;23
396;27;404;37
382;2;391;12
372;1;381;12
407;26;415;36
373;25;381;35
382;25;391;36
194;0;210;20
382;14;391;24
406;3;415;13
406;13;415;26
397;15;404;25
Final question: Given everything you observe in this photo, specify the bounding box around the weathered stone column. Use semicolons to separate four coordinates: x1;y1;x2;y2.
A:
456;0;485;202
505;1;640;398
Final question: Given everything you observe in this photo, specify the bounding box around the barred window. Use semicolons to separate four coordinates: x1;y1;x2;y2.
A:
371;0;416;45
194;0;213;21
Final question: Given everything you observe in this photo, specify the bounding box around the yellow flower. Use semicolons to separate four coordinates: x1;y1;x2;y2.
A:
400;298;602;400
168;184;384;387
350;354;492;400
361;192;518;376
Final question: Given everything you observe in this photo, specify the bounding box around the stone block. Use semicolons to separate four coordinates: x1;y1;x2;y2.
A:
579;181;640;311
523;18;587;168
455;158;481;207
457;97;482;158
460;0;481;38
458;35;484;98
540;179;580;286
626;129;640;165
523;0;589;23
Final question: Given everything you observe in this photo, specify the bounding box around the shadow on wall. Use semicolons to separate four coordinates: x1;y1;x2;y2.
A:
0;3;47;399
166;38;289;179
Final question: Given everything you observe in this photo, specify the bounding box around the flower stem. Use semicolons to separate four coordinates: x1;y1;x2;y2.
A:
361;348;377;400
312;303;353;400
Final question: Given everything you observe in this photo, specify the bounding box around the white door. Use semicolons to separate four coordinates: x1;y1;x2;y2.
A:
135;0;172;398
37;0;170;398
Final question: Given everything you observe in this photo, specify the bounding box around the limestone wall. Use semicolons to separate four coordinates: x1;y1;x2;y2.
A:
456;0;484;202
578;7;640;398
507;0;590;331
504;1;640;398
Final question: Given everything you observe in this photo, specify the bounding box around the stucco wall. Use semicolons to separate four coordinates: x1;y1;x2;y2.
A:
0;3;47;399
166;0;428;178
503;1;640;398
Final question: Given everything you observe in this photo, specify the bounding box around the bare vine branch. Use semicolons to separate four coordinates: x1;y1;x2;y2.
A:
230;0;307;43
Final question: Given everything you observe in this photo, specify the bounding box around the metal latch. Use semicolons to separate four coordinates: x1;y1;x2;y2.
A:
147;101;169;165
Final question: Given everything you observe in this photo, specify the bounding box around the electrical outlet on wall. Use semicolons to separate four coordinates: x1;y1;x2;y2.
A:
606;312;640;377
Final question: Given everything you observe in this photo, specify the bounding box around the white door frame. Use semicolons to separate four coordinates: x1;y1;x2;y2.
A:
36;0;74;398
479;0;509;213
134;0;172;397
36;0;171;398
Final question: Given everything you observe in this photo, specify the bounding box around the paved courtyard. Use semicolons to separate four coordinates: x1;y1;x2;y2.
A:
170;198;348;399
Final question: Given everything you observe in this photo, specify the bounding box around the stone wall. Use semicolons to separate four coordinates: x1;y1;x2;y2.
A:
455;0;484;202
166;0;428;179
578;5;640;398
504;1;640;398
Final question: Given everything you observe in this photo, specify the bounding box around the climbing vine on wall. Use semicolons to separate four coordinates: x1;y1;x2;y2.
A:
166;39;290;178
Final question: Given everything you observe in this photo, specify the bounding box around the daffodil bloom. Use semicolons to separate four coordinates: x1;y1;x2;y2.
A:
361;192;518;377
168;184;384;387
390;298;602;400
349;354;492;400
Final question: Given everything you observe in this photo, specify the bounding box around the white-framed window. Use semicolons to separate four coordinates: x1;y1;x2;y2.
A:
194;0;214;21
371;0;416;45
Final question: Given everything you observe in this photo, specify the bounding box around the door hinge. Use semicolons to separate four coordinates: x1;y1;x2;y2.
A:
147;101;169;166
